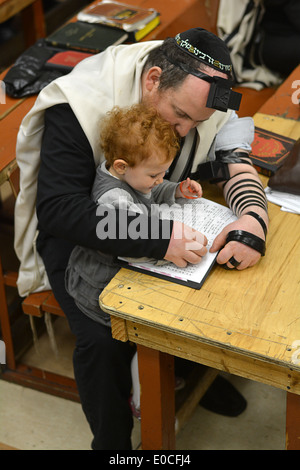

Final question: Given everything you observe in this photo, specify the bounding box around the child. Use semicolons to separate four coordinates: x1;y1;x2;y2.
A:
65;103;203;418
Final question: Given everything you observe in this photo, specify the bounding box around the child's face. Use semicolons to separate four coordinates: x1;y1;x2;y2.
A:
124;153;172;194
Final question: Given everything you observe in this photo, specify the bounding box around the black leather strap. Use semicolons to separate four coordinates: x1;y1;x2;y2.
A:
245;211;268;237
226;230;266;256
216;150;252;164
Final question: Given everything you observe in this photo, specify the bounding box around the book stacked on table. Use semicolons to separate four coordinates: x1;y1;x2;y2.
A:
249;127;296;176
45;21;129;55
77;0;160;42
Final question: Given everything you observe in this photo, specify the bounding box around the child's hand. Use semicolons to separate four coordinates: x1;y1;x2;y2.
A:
177;177;203;199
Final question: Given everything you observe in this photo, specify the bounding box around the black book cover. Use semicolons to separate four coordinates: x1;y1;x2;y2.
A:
46;21;128;53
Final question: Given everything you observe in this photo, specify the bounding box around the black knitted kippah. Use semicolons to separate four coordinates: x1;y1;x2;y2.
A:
173;28;232;75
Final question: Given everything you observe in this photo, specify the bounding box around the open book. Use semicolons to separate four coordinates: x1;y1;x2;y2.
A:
119;198;237;289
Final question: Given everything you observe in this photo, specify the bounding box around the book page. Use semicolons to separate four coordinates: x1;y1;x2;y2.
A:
119;198;237;287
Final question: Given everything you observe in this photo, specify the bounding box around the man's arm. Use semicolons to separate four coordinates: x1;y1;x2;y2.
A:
206;112;268;269
210;151;268;269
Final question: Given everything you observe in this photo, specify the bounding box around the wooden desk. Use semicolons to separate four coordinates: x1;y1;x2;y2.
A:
100;68;300;449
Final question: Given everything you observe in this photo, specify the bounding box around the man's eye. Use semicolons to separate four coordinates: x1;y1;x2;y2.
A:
176;110;187;119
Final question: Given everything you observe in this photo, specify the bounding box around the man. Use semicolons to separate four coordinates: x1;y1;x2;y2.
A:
15;28;268;449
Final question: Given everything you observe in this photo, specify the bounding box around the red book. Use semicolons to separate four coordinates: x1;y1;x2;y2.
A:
250;127;296;176
45;50;93;72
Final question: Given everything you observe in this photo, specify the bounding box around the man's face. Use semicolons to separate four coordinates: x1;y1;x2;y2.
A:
142;68;227;137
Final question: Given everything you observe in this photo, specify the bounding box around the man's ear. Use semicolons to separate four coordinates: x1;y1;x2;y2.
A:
143;66;162;92
113;159;128;175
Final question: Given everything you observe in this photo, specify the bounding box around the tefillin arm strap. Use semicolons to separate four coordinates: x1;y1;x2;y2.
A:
197;150;268;256
190;149;252;183
220;151;268;256
226;230;266;256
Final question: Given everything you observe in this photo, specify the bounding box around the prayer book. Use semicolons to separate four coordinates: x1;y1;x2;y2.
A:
46;21;128;53
45;50;93;72
118;198;237;290
77;1;160;41
249;127;296;176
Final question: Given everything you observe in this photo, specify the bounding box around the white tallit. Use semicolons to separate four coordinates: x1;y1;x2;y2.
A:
14;41;231;297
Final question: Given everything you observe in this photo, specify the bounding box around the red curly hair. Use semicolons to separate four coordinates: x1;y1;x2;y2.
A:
100;103;180;168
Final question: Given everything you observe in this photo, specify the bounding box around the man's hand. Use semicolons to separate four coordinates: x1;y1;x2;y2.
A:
210;213;266;270
164;220;208;267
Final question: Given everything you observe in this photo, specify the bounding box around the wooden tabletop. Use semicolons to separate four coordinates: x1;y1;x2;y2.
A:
258;65;300;121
